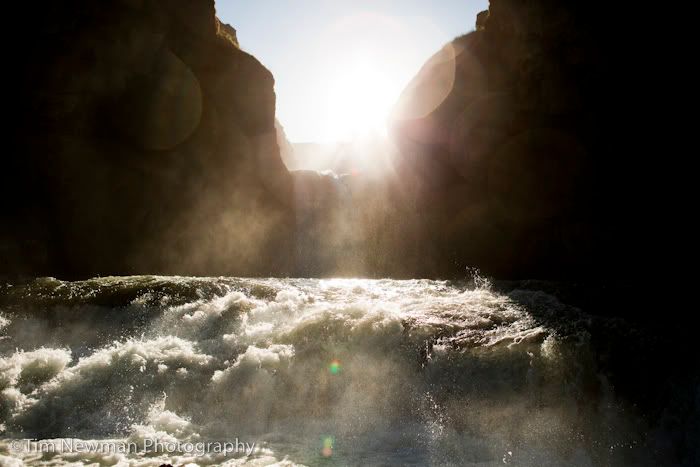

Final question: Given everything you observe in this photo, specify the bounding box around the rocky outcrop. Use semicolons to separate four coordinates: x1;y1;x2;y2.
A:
3;0;670;280
275;119;297;170
4;0;297;277
388;0;663;277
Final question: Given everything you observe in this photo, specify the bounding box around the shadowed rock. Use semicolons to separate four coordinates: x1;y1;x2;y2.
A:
387;0;665;278
3;0;673;280
4;0;296;278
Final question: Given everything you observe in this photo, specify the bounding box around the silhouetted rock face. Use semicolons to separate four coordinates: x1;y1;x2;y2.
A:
4;0;296;277
390;0;658;278
3;0;669;280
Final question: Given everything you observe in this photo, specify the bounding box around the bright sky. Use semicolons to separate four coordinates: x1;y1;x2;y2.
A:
216;0;489;143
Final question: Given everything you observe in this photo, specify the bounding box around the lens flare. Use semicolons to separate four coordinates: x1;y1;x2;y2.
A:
329;359;341;375
321;436;334;457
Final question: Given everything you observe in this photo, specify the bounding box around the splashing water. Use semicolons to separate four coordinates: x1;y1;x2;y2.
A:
0;277;659;465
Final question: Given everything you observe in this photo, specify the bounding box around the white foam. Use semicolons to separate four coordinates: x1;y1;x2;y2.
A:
0;313;9;332
0;277;647;466
212;344;295;386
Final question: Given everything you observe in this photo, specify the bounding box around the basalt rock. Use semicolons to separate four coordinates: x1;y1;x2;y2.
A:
4;0;296;278
3;0;672;280
389;0;664;278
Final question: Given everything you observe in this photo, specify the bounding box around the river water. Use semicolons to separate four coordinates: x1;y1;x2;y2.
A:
0;276;690;465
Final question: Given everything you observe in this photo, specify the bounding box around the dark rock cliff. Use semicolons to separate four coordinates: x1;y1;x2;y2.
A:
3;0;675;280
4;0;296;278
389;0;669;278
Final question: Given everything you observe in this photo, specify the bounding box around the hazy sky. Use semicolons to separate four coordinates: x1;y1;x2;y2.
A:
217;0;488;142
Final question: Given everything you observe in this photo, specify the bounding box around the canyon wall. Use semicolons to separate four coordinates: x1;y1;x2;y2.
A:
388;0;666;278
4;0;297;278
3;0;671;279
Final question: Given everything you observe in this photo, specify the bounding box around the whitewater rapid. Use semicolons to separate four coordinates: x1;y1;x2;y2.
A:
0;277;654;466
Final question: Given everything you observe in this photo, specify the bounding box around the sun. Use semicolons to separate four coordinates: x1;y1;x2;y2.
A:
321;57;399;142
278;11;449;144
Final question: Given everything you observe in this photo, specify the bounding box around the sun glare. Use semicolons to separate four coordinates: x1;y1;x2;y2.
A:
322;57;398;142
289;12;448;144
